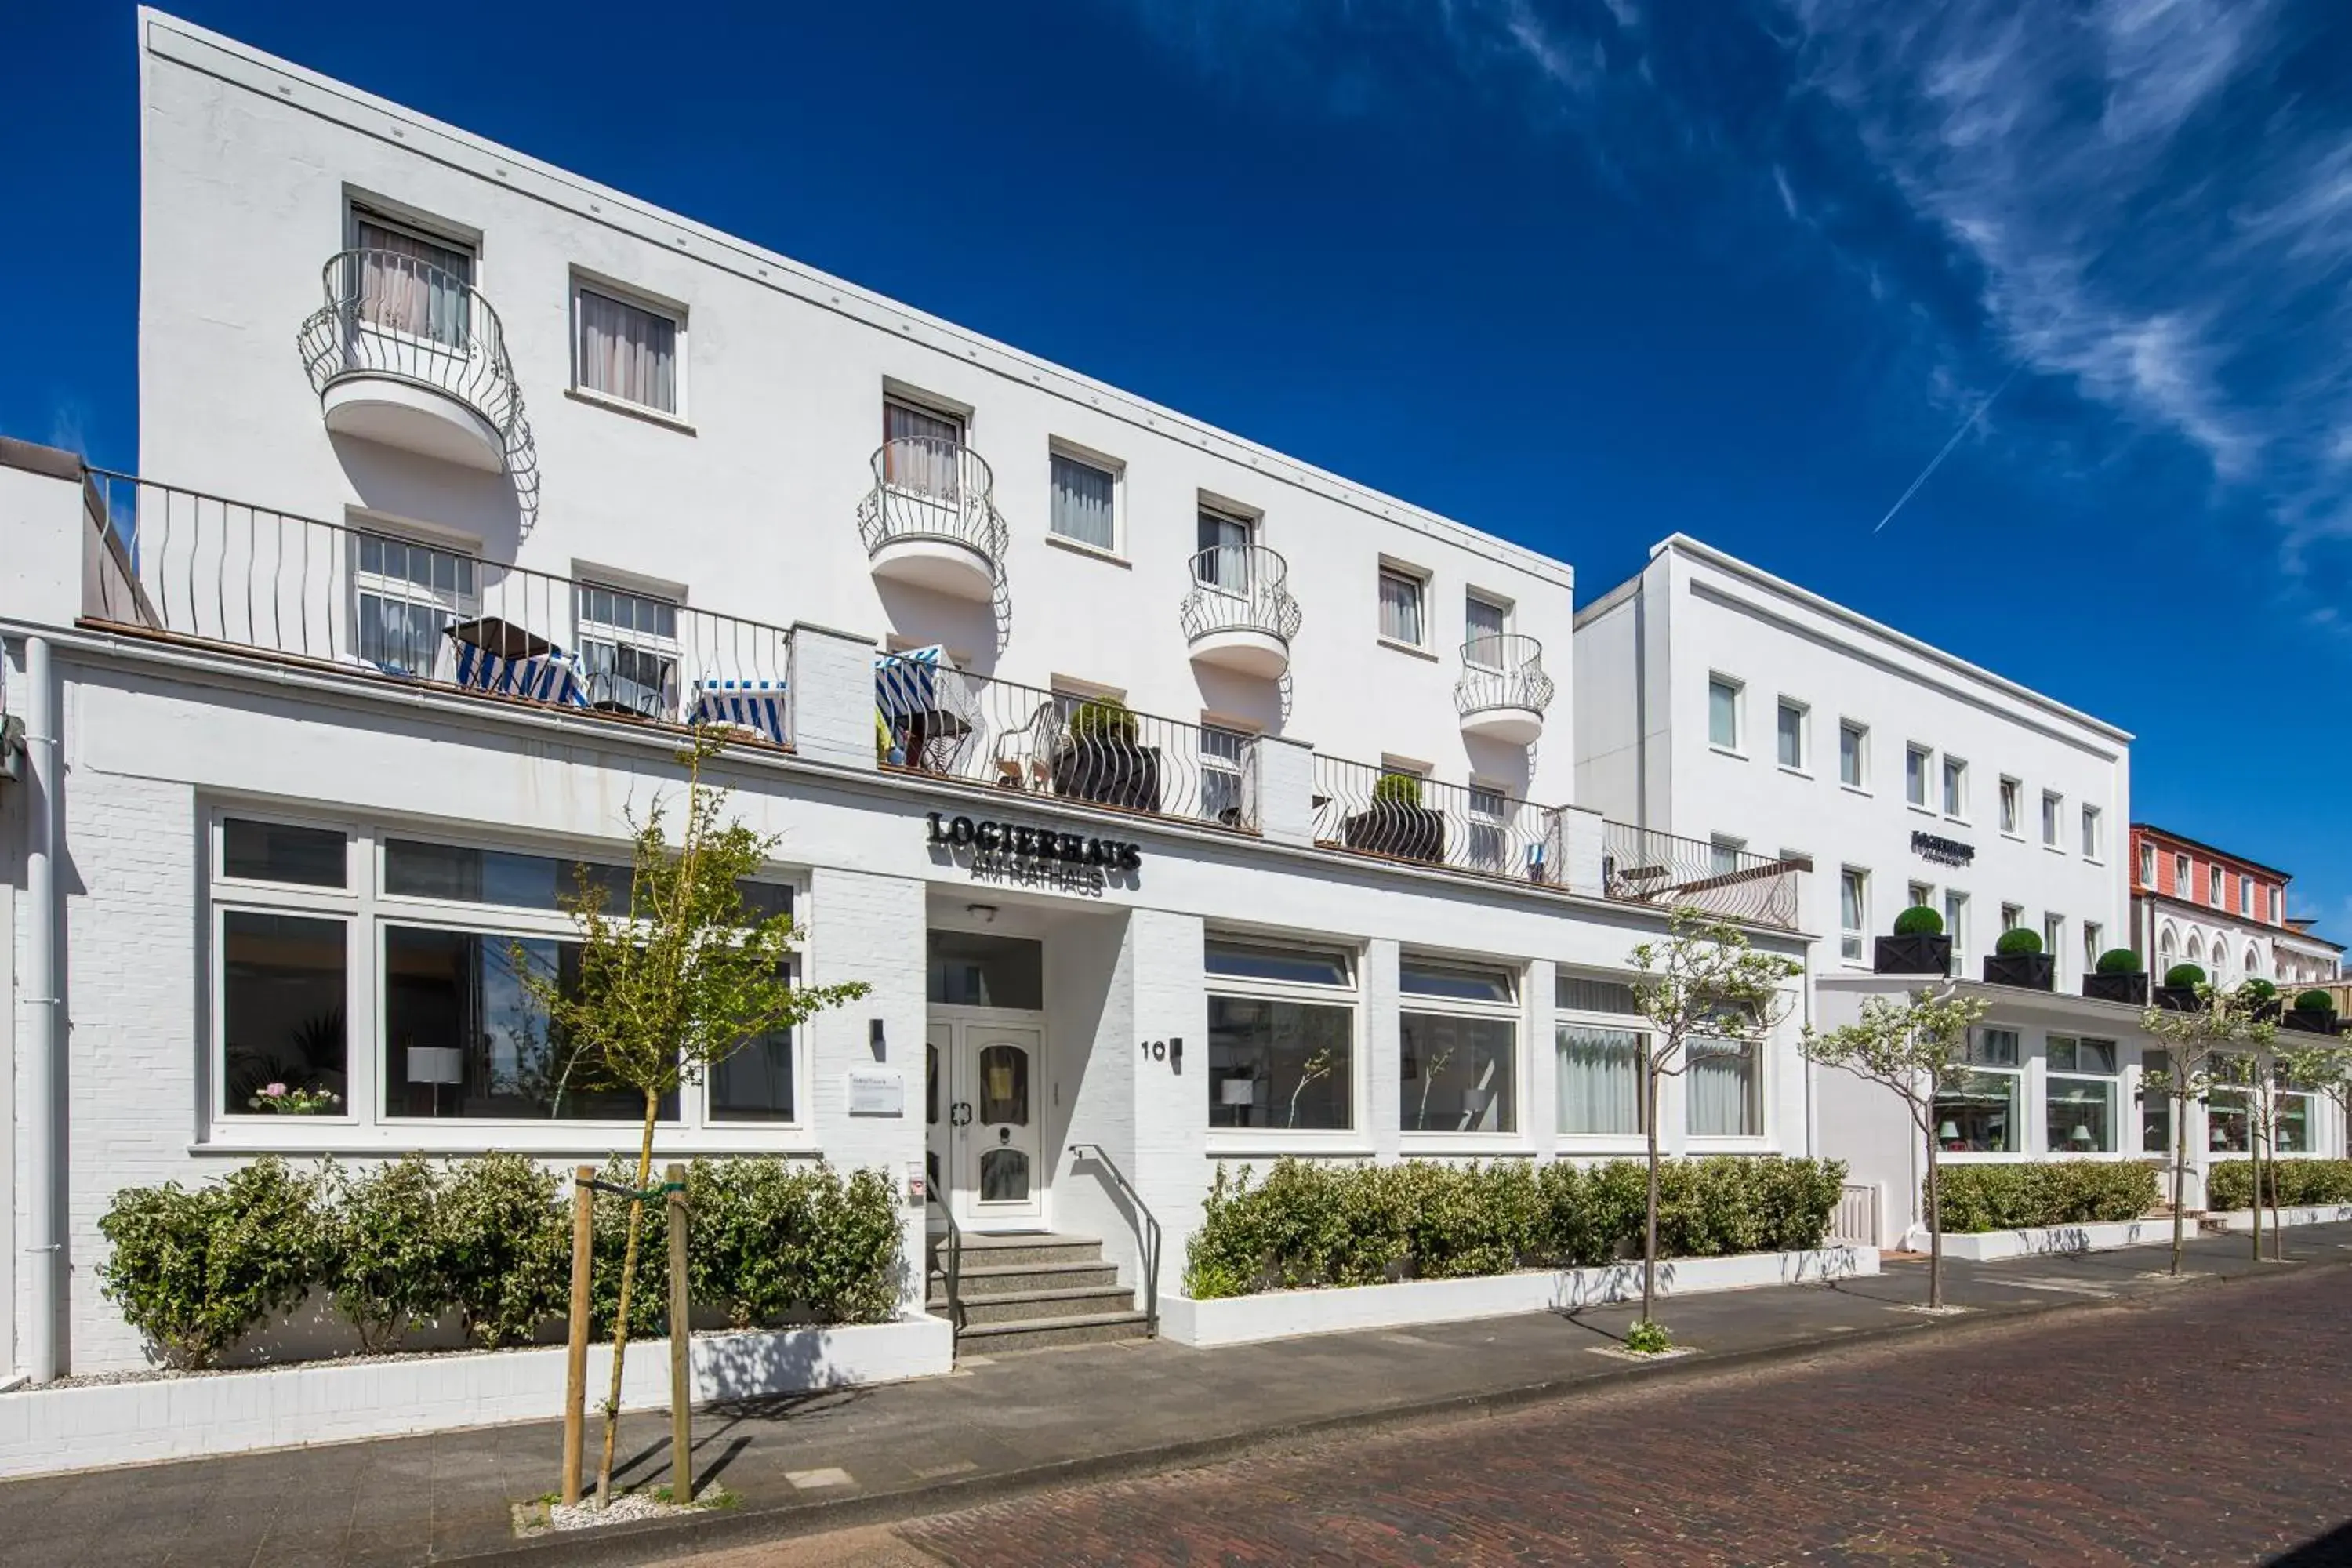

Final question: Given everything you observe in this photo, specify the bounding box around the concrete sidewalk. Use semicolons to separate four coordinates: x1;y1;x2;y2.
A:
9;1222;2347;1568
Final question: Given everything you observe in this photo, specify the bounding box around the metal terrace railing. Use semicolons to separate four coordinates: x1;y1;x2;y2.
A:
1600;821;1803;931
1454;633;1556;720
80;474;794;746
296;249;524;455
1180;543;1302;648
1312;756;1555;883
856;437;1010;573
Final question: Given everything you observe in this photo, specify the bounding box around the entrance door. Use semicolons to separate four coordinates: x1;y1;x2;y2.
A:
939;1019;1044;1227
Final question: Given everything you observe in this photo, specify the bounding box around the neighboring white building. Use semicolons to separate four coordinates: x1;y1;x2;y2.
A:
0;13;1814;1381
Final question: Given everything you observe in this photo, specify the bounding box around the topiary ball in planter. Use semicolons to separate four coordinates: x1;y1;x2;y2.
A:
2296;989;2335;1014
1875;912;1951;976
2165;964;2206;989
1995;927;2043;957
1984;927;2053;990
2096;948;2143;977
2283;989;2341;1033
1892;906;1944;937
2154;964;2206;1012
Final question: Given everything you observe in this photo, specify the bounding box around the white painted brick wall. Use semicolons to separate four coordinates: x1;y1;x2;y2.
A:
1255;736;1317;847
788;623;882;773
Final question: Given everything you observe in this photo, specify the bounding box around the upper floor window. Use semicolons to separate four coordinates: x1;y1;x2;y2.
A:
354;532;476;679
1465;593;1510;666
2209;865;2223;906
575;282;681;416
2044;913;2065;973
1049;450;1118;553
2175;852;2190;894
2239;873;2253;914
575;583;680;714
1709;676;1743;751
350;211;474;348
2081;805;2103;862
1905;745;1931;808
2000;902;2023;932
1777;699;1807;771
2041;790;2062;848
1378;564;1427;647
2140;841;2154;887
1838;720;1867;789
1942;757;1967;818
883;399;964;498
1196;506;1254;590
1944;890;1970;971
1838;867;1867;964
2271;886;2284;923
1998;776;2021;836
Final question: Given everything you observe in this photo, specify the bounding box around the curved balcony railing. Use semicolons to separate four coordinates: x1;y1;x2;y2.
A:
296;249;523;448
855;437;1008;574
1454;633;1555;717
1180;544;1302;646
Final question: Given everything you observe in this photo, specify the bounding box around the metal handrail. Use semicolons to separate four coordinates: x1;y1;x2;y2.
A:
1454;633;1555;717
1180;544;1302;645
925;1189;965;1353
296;249;524;451
1066;1142;1161;1338
856;437;1008;571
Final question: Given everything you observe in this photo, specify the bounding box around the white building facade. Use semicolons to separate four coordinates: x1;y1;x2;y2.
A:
0;14;1816;1381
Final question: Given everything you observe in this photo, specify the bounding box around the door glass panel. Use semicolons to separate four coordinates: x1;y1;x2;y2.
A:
979;1147;1031;1202
927;931;1044;1009
978;1044;1029;1126
926;1042;940;1127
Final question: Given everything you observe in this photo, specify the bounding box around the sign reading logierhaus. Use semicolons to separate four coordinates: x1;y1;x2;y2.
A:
1911;829;1974;867
926;811;1141;897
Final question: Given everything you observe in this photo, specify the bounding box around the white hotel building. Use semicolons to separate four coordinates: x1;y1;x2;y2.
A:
0;13;1821;1380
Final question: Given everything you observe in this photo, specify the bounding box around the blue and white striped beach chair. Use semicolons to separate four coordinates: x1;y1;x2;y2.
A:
690;677;789;746
875;646;977;771
448;634;586;707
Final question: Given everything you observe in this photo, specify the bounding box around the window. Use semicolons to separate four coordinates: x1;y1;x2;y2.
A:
1378;565;1426;646
1201;726;1250;826
1943;757;1968;818
1998;777;2021;836
1839;868;1867;963
2042;791;2061;848
1045;450;1118;552
1907;880;1933;912
350;212;473;348
2082;805;2103;862
2208;1055;2252;1153
1465;593;1510;666
2208;865;2223;906
1838;721;1867;789
2141;1048;2173;1155
1709;677;1743;750
2046;1036;2118;1153
1944;890;1969;971
927;930;1044;1009
383;839;634;912
1687;1037;1760;1137
1206;938;1355;1131
2000;902;2023;933
2140;841;2155;887
2238;873;2253;914
1196;506;1254;590
1399;958;1518;1134
575;284;679;414
2278;1073;2315;1154
223;818;347;888
1555;970;1646;1137
1906;746;1931;808
354;532;475;678
221;911;349;1116
1936;1028;2021;1152
1468;785;1512;874
1777;699;1807;771
2043;914;2064;978
575;583;679;715
1712;835;1748;877
2270;887;2283;923
2083;920;2103;972
2174;852;2190;895
883;398;966;500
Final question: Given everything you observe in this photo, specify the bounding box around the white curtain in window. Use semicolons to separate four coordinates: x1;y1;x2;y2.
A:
354;219;471;347
1051;455;1116;549
1686;1039;1756;1135
1380;572;1423;644
1465;597;1508;664
1557;1025;1642;1134
578;289;677;412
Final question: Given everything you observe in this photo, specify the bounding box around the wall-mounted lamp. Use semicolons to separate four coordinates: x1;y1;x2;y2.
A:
964;902;998;924
869;1018;887;1061
1169;1036;1183;1073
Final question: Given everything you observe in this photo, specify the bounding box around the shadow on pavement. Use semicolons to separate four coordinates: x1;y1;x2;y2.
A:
2269;1519;2352;1566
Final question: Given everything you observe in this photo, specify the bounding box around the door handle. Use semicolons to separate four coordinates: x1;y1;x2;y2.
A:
950;1102;973;1127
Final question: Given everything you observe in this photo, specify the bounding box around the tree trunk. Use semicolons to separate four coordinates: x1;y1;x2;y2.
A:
1642;1076;1661;1327
1925;1135;1943;1312
2248;1104;2263;1266
595;1091;662;1505
2169;1085;2187;1278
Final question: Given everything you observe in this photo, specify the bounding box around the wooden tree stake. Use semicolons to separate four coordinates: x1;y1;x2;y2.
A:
561;1163;594;1506
667;1163;693;1505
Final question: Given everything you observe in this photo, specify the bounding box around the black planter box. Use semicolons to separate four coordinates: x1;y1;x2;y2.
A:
1051;739;1163;814
1982;953;2055;991
2154;985;2201;1012
2282;1009;2340;1034
2249;997;2284;1023
1874;934;1953;976
1342;804;1447;865
2082;972;2148;1006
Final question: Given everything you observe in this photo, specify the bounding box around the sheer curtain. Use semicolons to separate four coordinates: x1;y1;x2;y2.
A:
1380;571;1424;644
578;289;677;412
1686;1038;1757;1136
354;219;470;347
883;400;962;498
1557;1025;1643;1134
1051;454;1116;549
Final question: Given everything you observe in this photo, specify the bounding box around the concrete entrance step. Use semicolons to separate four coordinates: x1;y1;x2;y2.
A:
929;1258;1122;1298
930;1231;1105;1270
927;1283;1141;1326
953;1309;1153;1353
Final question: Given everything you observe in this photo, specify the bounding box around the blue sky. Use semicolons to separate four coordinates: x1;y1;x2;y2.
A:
4;0;2347;931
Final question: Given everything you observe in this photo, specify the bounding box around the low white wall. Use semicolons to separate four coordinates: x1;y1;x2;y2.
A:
1160;1247;1878;1349
1927;1218;2162;1261
0;1315;952;1480
2210;1203;2352;1233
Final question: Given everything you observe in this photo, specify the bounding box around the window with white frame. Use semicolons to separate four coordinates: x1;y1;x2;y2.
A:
1710;676;1743;751
1999;776;2021;836
2208;864;2223;906
2042;790;2062;848
1936;1028;2020;1152
1945;890;1969;971
2044;913;2065;978
2140;1048;2172;1155
354;532;476;678
2083;920;2103;972
2175;851;2190;894
2140;841;2155;887
884;398;966;499
2270;886;2283;923
1839;867;1867;963
1400;957;1519;1134
1906;745;1932;808
1205;938;1356;1132
2045;1036;2118;1152
2277;1065;2315;1153
2082;804;2103;862
1777;699;1807;771
1468;785;1512;874
1378;564;1427;646
2239;873;2254;913
1908;880;1933;912
1713;835;1748;877
1196;506;1254;590
1838;720;1867;789
1942;757;1968;818
575;282;681;415
1048;450;1118;552
2000;902;2023;934
2207;1054;2253;1154
1465;593;1510;666
1687;1027;1761;1138
1555;971;1646;1137
350;210;474;348
575;583;680;715
1200;725;1250;826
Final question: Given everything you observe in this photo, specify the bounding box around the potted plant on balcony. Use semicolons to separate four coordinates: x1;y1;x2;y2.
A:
1341;771;1446;865
2238;977;2283;1023
2082;948;2148;1006
1874;906;1952;976
2155;963;2205;1012
2284;989;2340;1034
1051;697;1163;814
1981;927;2054;990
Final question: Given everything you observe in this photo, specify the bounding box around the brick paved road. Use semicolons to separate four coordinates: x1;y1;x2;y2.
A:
858;1268;2352;1567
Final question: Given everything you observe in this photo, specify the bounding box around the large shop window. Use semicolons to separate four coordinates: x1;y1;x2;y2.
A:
1399;957;1519;1134
2140;1048;2173;1155
1207;938;1356;1132
2045;1036;2118;1153
1555;970;1646;1137
1936;1028;2020;1152
220;911;350;1113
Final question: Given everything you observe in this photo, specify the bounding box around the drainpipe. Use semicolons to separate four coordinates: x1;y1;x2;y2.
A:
21;636;61;1384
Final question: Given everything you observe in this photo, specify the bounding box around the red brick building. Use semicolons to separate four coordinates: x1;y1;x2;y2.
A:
2129;824;2336;987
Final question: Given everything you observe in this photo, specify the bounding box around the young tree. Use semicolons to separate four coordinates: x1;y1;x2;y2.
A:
2219;1036;2347;1262
1625;909;1802;1338
2140;984;2273;1276
1801;986;1990;1310
524;731;871;1504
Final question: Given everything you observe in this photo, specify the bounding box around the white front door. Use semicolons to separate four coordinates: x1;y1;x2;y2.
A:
944;1018;1044;1227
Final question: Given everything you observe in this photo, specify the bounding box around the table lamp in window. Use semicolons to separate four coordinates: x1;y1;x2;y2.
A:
2069;1123;2093;1148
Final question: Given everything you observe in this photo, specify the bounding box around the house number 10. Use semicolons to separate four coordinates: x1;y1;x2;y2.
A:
1138;1036;1184;1070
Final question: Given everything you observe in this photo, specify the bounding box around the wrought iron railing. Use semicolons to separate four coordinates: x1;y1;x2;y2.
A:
1600;821;1802;931
879;661;1258;833
1455;633;1555;718
1179;544;1301;647
856;437;1008;573
81;474;794;746
1312;756;1553;882
296;249;524;454
1067;1142;1162;1338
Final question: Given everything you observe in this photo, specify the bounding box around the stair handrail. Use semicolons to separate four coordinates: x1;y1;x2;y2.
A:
925;1188;964;1352
1065;1142;1161;1339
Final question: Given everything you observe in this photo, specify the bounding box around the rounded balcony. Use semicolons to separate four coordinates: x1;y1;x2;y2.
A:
1454;633;1555;746
1181;544;1301;679
296;249;521;472
856;437;1007;601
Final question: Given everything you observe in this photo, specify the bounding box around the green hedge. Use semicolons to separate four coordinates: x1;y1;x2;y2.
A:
2208;1160;2352;1211
1183;1156;1848;1300
97;1154;902;1368
1927;1161;2161;1233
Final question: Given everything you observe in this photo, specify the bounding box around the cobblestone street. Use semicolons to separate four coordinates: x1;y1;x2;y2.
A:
710;1265;2352;1568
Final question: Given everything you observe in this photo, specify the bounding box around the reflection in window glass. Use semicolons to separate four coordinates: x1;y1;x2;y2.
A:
384;840;632;912
1557;972;1640;1014
979;1147;1031;1202
926;931;1044;1009
978;1044;1030;1126
2141;1049;2172;1153
223;819;347;887
709;1020;793;1122
1936;1070;2019;1152
1687;1038;1759;1136
1401;1013;1515;1132
1399;960;1515;1003
1203;940;1351;988
1207;996;1352;1130
1557;1024;1643;1134
2045;1077;2115;1152
222;912;348;1112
